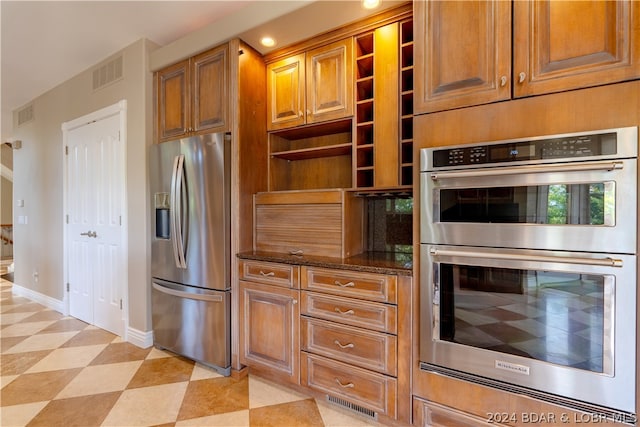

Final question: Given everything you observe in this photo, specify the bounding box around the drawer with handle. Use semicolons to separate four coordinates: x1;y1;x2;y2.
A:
301;317;397;376
239;260;299;288
302;266;396;303
301;352;397;418
300;291;397;334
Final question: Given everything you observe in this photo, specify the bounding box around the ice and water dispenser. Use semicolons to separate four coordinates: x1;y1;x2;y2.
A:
155;192;170;239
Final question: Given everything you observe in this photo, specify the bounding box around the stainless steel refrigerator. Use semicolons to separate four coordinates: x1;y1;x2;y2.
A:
150;133;231;376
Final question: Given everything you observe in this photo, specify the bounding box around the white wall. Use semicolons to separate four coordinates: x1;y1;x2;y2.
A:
10;38;158;333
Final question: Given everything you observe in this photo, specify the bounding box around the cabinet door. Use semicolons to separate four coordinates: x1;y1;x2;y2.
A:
267;54;306;130
239;280;300;384
156;59;190;142
414;0;511;114
513;0;640;97
306;39;354;125
192;44;229;133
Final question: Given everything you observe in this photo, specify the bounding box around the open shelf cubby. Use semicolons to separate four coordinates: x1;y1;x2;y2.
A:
269;118;353;191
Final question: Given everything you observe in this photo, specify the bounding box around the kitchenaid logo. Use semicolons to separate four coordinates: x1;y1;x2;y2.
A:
495;360;530;375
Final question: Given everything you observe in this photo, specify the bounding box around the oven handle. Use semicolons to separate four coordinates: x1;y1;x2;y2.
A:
430;160;623;180
429;248;623;267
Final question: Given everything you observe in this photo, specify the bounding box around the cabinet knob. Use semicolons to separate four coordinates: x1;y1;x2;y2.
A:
518;72;526;83
500;76;507;87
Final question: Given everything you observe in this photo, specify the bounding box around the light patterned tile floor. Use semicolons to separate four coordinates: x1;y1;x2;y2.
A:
0;278;384;426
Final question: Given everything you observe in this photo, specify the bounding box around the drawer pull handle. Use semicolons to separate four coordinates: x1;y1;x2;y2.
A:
259;271;275;277
334;340;355;349
334;280;355;288
290;249;304;256
335;378;354;388
334;307;355;315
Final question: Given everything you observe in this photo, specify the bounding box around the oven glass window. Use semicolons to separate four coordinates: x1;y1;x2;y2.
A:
439;183;611;225
438;264;610;374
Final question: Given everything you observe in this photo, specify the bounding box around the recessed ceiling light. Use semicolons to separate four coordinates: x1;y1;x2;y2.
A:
362;0;380;9
261;37;276;47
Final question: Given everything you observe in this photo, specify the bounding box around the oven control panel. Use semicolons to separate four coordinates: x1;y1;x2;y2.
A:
431;131;619;168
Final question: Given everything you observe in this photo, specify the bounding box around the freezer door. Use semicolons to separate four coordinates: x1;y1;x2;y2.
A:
150;133;230;290
151;279;231;375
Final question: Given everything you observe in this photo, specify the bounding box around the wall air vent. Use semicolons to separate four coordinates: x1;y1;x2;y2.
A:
92;55;123;91
326;395;377;420
17;104;34;126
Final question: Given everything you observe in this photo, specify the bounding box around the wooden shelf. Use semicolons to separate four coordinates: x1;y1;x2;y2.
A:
271;143;352;161
269;118;352;140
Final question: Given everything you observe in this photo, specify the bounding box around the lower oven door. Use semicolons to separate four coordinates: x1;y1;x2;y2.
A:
420;244;636;413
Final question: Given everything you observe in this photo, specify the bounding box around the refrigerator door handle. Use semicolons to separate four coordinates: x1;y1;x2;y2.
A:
152;282;224;302
170;154;187;269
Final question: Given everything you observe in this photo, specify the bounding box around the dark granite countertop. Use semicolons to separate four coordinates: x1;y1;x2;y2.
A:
237;251;413;276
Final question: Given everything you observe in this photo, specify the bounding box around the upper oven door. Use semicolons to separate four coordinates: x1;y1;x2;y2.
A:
420;158;637;254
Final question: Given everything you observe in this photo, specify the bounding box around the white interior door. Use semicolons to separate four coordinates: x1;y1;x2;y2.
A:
66;110;125;336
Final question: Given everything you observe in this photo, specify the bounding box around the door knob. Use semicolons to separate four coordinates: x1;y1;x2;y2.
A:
80;231;97;238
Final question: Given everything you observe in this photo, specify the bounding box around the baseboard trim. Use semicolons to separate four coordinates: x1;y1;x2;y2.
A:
126;326;153;349
11;283;65;314
10;283;154;350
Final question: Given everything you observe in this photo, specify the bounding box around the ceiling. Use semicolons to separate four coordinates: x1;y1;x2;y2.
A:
1;0;403;143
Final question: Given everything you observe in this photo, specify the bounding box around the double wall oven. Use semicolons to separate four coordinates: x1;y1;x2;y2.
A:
420;127;638;418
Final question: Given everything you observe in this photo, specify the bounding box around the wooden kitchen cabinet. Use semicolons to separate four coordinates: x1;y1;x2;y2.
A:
413;0;512;114
264;4;412;192
414;0;640;114
513;0;640;97
267;39;353;131
155;43;228;142
300;266;408;421
238;260;300;384
156;59;190;142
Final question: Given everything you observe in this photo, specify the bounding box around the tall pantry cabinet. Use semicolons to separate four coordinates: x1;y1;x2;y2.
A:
153;39;268;372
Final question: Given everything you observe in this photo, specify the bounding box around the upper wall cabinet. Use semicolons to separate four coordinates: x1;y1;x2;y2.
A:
414;0;640;114
414;0;511;114
156;44;229;142
267;39;354;131
513;0;640;97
